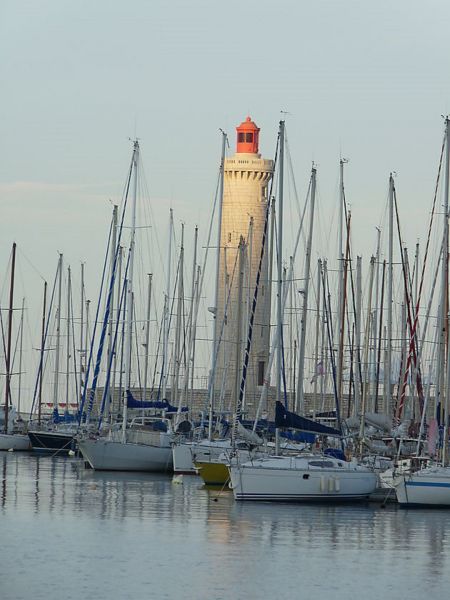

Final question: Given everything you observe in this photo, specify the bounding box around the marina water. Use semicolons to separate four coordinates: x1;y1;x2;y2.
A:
1;452;449;599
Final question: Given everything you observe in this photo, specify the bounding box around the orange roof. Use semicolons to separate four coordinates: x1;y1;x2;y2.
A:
236;116;260;153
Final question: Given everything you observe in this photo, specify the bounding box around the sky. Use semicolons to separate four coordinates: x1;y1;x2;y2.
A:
1;0;450;408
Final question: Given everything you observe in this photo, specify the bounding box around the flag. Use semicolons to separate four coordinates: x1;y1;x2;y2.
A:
310;361;324;384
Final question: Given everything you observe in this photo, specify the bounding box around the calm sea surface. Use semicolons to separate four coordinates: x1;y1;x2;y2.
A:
1;452;450;600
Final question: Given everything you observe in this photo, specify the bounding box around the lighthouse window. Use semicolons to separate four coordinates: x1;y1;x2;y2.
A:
258;361;265;386
245;133;253;143
238;132;245;143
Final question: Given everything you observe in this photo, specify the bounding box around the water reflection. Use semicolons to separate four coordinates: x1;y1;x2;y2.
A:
1;453;450;599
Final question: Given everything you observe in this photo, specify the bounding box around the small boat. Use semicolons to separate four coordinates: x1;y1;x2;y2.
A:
194;440;255;486
195;461;230;486
28;425;76;453
394;465;450;506
229;453;377;502
1;410;30;452
172;437;232;476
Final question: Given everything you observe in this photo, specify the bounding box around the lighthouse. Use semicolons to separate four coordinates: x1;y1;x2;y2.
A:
214;117;274;413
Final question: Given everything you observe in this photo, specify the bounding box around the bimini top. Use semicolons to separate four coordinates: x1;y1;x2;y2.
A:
236;116;260;154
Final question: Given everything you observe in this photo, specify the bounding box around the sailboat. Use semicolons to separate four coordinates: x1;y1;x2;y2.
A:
0;243;31;451
229;402;377;501
28;254;78;453
228;145;377;501
78;140;174;472
394;117;450;506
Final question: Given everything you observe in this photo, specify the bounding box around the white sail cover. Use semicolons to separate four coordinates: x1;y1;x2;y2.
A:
237;421;263;445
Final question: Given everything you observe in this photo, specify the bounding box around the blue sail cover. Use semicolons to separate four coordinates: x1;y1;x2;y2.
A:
126;390;188;413
275;401;341;437
280;429;315;444
52;408;77;424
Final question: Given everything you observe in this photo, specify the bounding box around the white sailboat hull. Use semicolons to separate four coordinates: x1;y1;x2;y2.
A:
0;433;31;451
79;438;173;472
229;455;377;502
395;467;450;506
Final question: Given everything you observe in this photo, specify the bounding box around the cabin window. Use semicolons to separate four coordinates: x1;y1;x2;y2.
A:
303;474;310;480
258;361;265;386
238;132;245;143
245;132;253;143
308;460;335;468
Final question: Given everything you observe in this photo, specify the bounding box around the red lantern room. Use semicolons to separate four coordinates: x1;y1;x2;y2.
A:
236;116;260;154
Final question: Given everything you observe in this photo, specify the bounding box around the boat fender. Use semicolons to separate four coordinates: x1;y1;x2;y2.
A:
328;477;335;492
228;480;233;490
320;476;326;492
335;478;340;492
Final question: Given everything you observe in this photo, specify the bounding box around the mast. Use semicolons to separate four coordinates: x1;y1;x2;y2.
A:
162;208;173;401
85;299;91;400
336;159;347;413
208;131;227;439
375;260;386;412
4;242;16;434
266;197;276;414
78;263;85;414
313;259;322;413
52;253;63;418
320;260;327;412
243;216;253;412
234;238;246;416
65;266;72;414
17;297;25;417
186;226;199;404
122;140;139;439
354;256;362;417
106;205;118;416
276;120;285;404
142;273;153;403
179;225;198;416
297;165;317;413
399;249;409;417
172;224;184;406
442;117;450;463
289;256;294;401
385;174;395;416
372;227;381;411
360;256;376;443
190;266;201;407
443;308;450;465
338;211;351;411
38;281;47;426
112;248;122;415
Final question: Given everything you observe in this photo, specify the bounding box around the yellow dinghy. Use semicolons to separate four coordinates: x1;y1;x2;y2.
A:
195;461;230;486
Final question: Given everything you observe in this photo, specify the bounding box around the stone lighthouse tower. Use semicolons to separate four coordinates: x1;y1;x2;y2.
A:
214;116;274;413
